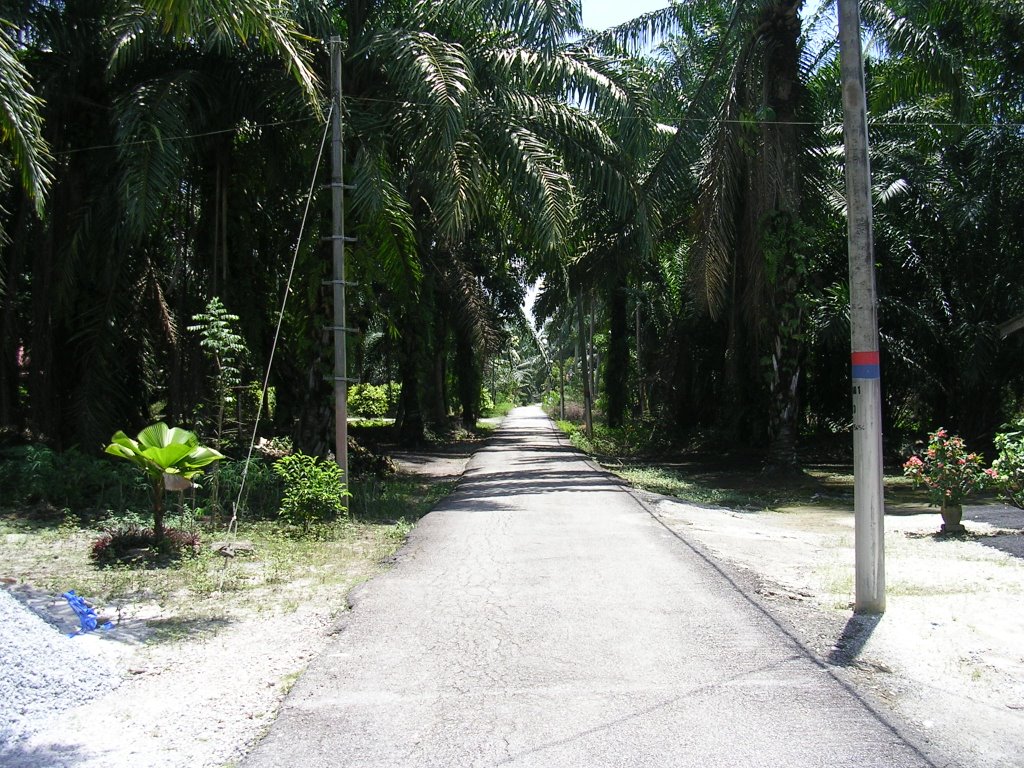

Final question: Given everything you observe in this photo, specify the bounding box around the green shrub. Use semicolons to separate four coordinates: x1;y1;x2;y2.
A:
105;423;225;543
992;419;1024;509
480;388;494;414
541;389;559;413
482;397;517;419
209;458;283;521
272;453;350;530
554;419;667;458
348;383;393;418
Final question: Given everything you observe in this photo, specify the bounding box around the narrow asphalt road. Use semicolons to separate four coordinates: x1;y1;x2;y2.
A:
244;407;938;768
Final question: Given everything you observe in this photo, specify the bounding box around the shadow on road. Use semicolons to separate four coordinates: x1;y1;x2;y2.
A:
457;468;628;499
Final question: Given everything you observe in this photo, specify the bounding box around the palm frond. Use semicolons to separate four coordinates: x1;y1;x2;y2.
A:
492;123;573;251
488;0;584;50
369;28;474;154
860;0;980;116
138;0;320;109
114;71;197;242
0;20;51;212
582;1;706;51
350;142;421;292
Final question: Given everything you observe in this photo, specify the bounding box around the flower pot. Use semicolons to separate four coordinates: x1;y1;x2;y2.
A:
940;501;966;534
163;473;193;492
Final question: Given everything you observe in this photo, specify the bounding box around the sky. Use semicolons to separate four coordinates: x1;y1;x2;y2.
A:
580;0;669;31
580;0;830;33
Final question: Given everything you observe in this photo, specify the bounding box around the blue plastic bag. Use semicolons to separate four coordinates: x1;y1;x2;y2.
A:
62;590;114;636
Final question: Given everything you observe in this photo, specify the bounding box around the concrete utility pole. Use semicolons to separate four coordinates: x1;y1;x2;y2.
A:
838;0;885;613
329;37;350;484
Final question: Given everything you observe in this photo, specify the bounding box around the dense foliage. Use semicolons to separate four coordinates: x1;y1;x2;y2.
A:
1;0;1022;474
992;419;1024;509
272;452;349;530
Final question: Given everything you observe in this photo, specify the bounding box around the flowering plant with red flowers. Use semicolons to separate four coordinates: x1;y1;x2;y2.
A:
902;428;990;508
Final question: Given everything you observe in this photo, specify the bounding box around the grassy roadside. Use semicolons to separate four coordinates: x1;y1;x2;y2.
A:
0;475;455;636
551;418;945;512
612;462;937;512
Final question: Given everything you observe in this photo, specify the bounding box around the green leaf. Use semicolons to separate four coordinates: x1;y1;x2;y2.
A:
186;446;226;469
140;443;195;468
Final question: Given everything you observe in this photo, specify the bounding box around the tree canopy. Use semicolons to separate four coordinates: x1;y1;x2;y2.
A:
0;0;1021;464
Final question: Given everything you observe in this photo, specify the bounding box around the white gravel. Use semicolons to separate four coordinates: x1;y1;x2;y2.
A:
0;589;120;745
0;585;340;768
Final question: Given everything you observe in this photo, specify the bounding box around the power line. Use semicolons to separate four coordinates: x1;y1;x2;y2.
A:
54;116;319;157
347;93;1024;129
49;97;1024;160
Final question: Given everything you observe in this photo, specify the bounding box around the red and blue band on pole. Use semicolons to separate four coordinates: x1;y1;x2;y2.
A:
851;351;880;380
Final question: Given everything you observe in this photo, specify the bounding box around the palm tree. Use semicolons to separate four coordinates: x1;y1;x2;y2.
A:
323;0;643;444
0;0;324;448
580;0;817;461
853;0;1024;442
0;19;50;429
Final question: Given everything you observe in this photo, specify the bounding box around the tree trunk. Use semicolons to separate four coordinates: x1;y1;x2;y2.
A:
0;195;30;430
152;479;166;545
294;283;333;455
759;0;806;465
605;282;628;429
587;298;598;402
577;296;593;438
424;283;449;430
558;355;565;421
454;326;479;430
395;309;425;446
29;188;63;444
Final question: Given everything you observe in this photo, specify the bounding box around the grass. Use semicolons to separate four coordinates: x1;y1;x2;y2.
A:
604;457;937;513
551;416;946;512
483;400;517;419
616;465;768;508
0;474;455;640
614;463;852;510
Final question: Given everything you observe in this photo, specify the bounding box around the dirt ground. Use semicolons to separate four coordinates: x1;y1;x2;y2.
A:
641;491;1024;768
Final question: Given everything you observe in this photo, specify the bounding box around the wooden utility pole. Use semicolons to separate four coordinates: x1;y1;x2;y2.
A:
329;37;350;483
838;0;885;613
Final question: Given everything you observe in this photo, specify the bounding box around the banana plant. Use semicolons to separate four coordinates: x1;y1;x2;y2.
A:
105;423;224;544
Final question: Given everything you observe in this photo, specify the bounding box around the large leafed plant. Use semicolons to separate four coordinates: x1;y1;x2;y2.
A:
106;423;224;543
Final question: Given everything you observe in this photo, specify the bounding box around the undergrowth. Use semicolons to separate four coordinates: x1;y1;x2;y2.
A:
555;420;669;459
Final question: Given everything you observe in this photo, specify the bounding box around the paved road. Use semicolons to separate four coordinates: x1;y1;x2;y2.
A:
245;407;937;768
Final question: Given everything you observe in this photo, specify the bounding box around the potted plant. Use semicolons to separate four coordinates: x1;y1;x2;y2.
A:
903;428;989;534
105;423;224;544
